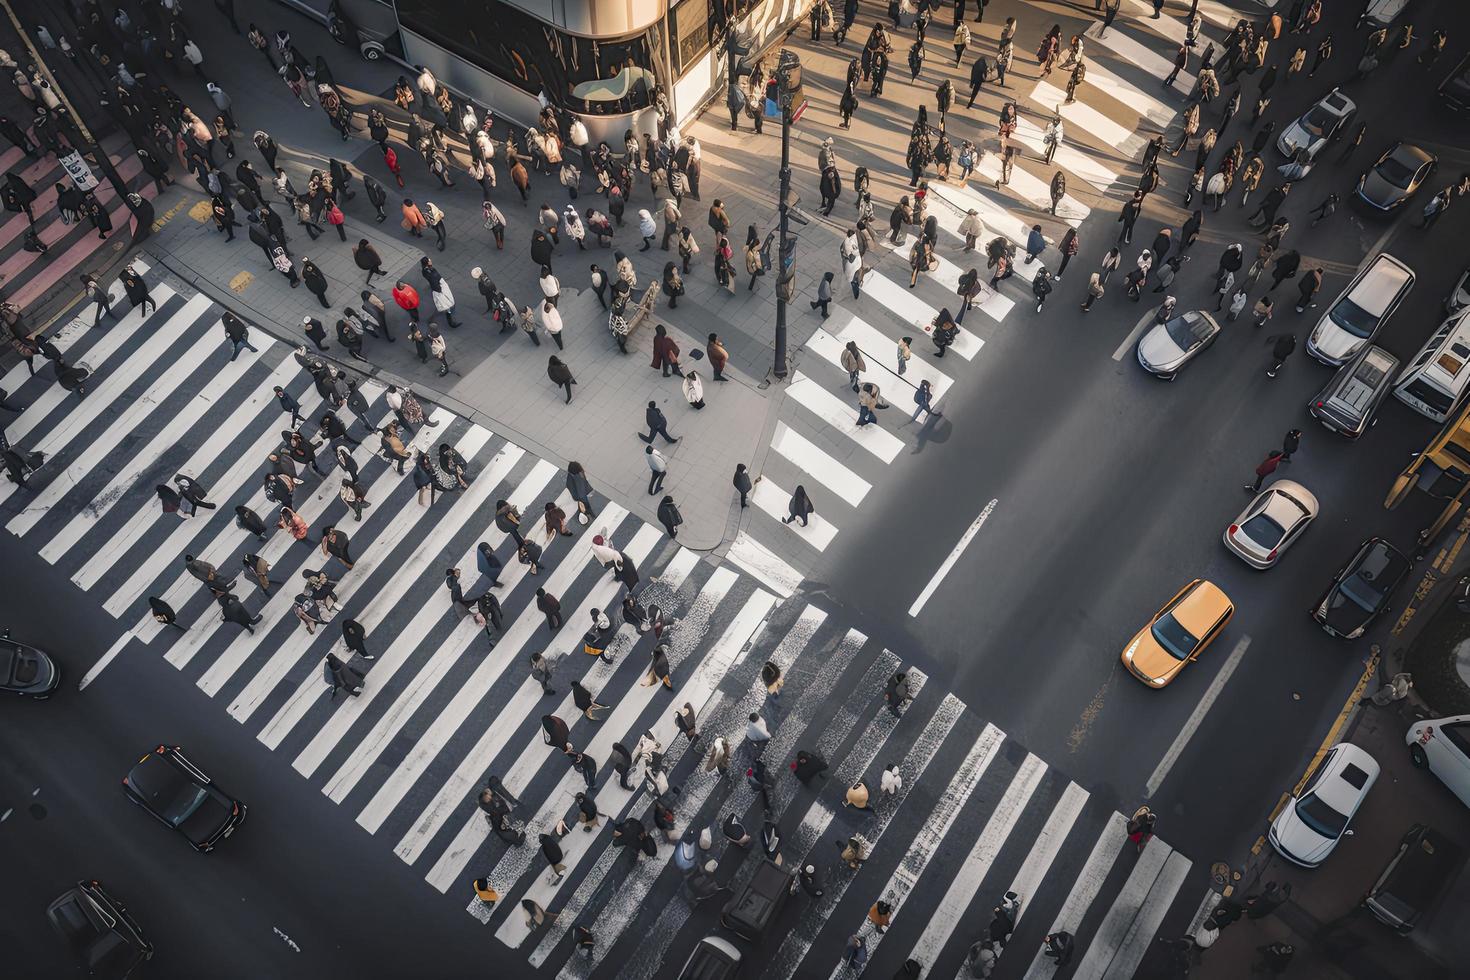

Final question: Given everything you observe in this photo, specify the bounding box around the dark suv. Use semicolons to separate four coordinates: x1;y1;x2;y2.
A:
123;745;246;852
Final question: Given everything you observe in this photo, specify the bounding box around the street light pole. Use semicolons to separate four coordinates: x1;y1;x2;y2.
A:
774;105;790;379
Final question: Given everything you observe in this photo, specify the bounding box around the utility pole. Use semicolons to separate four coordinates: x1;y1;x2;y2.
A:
0;0;139;214
773;49;803;381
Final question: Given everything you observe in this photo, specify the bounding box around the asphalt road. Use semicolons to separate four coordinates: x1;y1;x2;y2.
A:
0;547;488;977
822;0;1470;889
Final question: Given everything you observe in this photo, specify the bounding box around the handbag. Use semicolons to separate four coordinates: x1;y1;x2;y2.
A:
327;205;344;224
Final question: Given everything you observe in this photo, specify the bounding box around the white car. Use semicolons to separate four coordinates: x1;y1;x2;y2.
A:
1269;742;1379;867
1278;88;1357;162
1224;480;1319;569
1136;311;1221;380
1306;253;1414;366
1407;715;1470;809
1446;266;1470;313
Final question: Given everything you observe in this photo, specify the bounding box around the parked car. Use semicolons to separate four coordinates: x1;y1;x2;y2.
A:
1446;266;1470;313
1269;742;1379;867
1439;51;1470;111
46;880;153;979
1278;88;1356;162
1309;344;1400;438
1306;253;1414;364
122;745;246;852
1407;715;1470;808
1363;824;1466;933
1224;480;1319;569
1355;142;1437;214
1312;537;1411;639
677;935;743;979
1135;310;1221;380
0;628;60;698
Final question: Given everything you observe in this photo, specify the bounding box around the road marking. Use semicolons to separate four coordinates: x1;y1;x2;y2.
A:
787;372;905;462
726;529;804;597
750;477;840;550
1005;782;1090;925
1026;81;1144;168
1070;837;1173;980
1098;851;1193;980
910;498;998;617
1022;813;1128;980
1144;635;1251;797
1113;310;1156;362
1086;23;1197;91
78;632;133;691
770;418;873;506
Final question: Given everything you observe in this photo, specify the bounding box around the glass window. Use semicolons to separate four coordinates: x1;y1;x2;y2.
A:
396;1;663;116
671;0;712;75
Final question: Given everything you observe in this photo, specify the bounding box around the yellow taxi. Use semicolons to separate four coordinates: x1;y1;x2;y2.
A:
1121;580;1234;688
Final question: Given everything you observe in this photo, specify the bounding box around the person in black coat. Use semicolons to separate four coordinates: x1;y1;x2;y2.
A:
235;504;268;539
548;356;576;403
260;204;290;249
247;214;276;264
301;259;330;308
733;463;753;507
362;174;388;222
329;158;356;200
530;229;554;269
656;495;683;539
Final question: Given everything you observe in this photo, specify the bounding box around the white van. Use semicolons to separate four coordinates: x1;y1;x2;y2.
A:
1393;308;1470;422
1407;716;1470;809
1307;253;1415;365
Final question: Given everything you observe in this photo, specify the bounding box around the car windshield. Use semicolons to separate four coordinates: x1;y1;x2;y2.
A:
1240;512;1285;546
162;783;210;826
1301;106;1334;137
1329;297;1380;339
1377;154;1418;189
1338;571;1385;612
1150;613;1199;661
1164;315;1209;350
1294;792;1349;838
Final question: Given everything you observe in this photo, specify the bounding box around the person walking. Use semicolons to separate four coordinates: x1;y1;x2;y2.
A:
1280;428;1302;462
782;485;815;527
1295;267;1324;313
1247;450;1286;493
1126;805;1158;851
536;587;564;630
912;379;942;422
121;266;155;316
547;356;576;403
641;402;679;444
657;495;683;539
218;593;263;633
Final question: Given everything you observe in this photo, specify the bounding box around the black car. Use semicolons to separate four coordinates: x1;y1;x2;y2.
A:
122;745;245;852
0;628;60;697
1439;52;1470;112
46;880;153;979
1313;538;1412;639
1355;142;1437;213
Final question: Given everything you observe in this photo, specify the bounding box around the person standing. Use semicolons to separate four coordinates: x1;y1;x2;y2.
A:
733;464;754;508
657;495;683;539
1280;429;1302;462
302;259;331;308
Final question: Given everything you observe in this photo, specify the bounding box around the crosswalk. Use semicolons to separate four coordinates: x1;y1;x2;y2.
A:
4;260;1201;975
729;0;1234;586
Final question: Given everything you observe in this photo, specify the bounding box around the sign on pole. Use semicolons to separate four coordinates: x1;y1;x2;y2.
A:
59;150;98;191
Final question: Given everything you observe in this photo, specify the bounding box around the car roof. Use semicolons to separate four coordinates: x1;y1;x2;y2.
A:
1263;480;1319;519
126;752;193;804
1315;743;1380;809
1322;89;1355;114
1386;142;1435;168
1343;255;1414;317
1170;580;1232;633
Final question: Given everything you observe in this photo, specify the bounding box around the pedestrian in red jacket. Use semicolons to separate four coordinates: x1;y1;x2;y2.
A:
383;145;404;187
392;281;421;323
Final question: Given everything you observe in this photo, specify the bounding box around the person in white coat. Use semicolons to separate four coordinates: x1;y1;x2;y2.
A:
539;266;560;306
880;764;902;797
563;205;586;250
638;209;657;250
682;371;705;410
539;300;563;350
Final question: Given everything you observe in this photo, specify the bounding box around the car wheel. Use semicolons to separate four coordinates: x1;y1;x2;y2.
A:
1409;743;1429;768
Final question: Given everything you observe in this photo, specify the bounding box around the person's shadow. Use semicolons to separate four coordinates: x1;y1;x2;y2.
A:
911;412;952;453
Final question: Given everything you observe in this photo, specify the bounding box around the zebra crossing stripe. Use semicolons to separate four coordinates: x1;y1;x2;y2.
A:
1026;81;1147;164
905;753;1047;964
415;524;668;885
290;459;557;769
98;386;333;613
970;147;1089;226
768;692;961;979
786;372;903;463
725;530;803;599
928;184;1040;283
8;317;236;536
831;314;962;399
1004;782;1090;929
488;580;774;941
1086;23;1196;91
1098;852;1192;980
353;505;632;829
1080;57;1177;127
1021;812;1129;980
40;352;290;564
894;225;1017;324
769;420;871;507
1069;837;1176;980
229;435;514;726
750;477;839;551
822;722;1006;980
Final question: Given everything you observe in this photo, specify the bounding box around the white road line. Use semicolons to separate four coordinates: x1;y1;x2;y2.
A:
1086;23;1197;91
905;753;1047;962
1082;60;1177;128
40;352;289;564
787;372;905;463
826;312;964;398
8;324;230;536
1027;81;1147;164
1070;837;1174;980
1006;782;1091;926
750;477;840;550
971;140;1089;225
824;722;1006;980
1112;311;1155;362
1021;813;1129;980
910;498;998;617
928;184;1039;284
725;529;804;598
1101;851;1193;980
862;271;985;361
77;632;133;691
1186;887;1224;937
770;419;872;506
1145;635;1251;797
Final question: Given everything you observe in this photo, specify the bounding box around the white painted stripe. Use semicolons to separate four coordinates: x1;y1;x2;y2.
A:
285;459;556;765
0;258;149;396
787;372;904;463
40;352;288;564
828;313;963;398
8;324;231;537
1145;635;1250;797
77;632;133;691
235;440;519;729
904;217;1020;319
1006;782;1091;926
822;722;1007;980
907;753;1047;961
971;142;1089;225
1026;82;1146;164
725;529;803;598
750;477;839;551
1197;0;1251;28
1186;888;1224;937
1082;60;1177;128
768;692;962;978
770;420;871;507
862;272;983;362
95;387;330;612
910;498;998;617
1121;0;1193;45
1071;838;1175;980
346;504;631;818
485;582;775;937
1021;813;1129;980
1086;23;1196;91
1113;311;1156;362
928;184;1039;284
